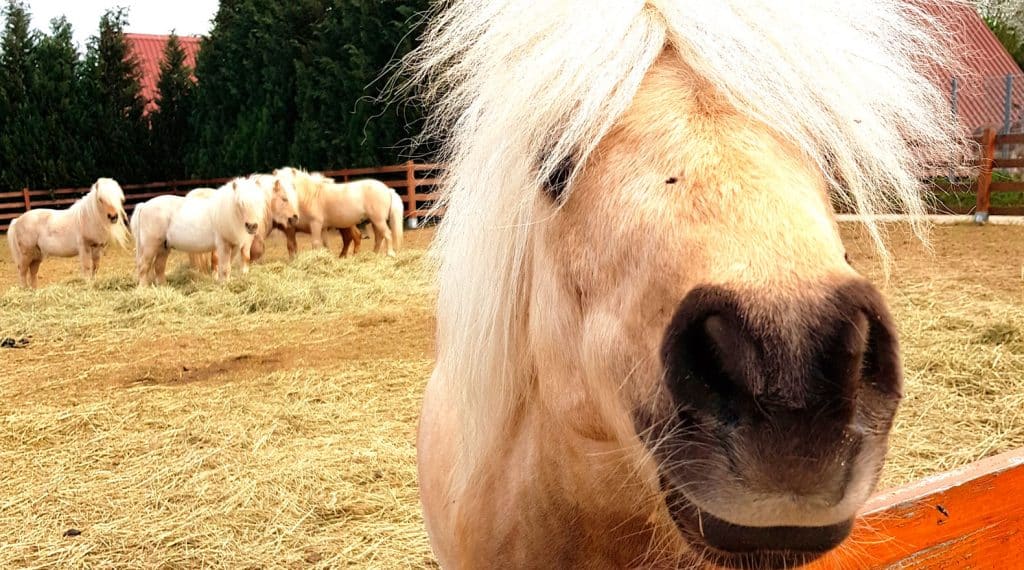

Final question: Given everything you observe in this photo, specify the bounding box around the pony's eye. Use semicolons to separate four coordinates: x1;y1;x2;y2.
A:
542;156;574;203
844;252;852;265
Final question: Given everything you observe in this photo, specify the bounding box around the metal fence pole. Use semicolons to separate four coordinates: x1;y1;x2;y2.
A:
950;76;959;182
1003;74;1014;134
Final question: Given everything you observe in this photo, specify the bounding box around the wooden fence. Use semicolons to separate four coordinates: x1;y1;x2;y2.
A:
941;126;1024;221
0;161;442;233
810;447;1024;568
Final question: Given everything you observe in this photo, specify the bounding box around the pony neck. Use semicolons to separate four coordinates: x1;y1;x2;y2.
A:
75;189;109;243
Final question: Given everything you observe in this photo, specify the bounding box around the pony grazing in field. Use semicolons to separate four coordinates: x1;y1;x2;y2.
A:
132;178;268;285
410;1;968;568
184;187;217;272
185;176;301;268
246;173;301;263
274;167;403;257
7;178;130;288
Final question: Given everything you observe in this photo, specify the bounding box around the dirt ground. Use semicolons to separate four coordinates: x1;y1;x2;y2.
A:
1;223;1023;568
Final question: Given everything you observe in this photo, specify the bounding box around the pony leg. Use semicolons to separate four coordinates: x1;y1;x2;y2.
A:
15;254;29;287
371;220;393;256
309;220;325;248
17;256;31;288
78;246;94;280
28;259;41;289
215;244;232;282
90;247;102;279
211;250;219;274
241;242;252;276
285;227;297;260
339;228;353;258
153;250;170;285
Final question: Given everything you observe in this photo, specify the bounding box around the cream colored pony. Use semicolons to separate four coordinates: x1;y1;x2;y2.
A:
273;167;403;257
131;178;268;285
7;178;130;288
409;0;969;568
185;176;300;270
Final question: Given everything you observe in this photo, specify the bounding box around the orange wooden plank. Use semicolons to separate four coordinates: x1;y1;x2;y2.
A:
993;158;1024;169
995;133;1024;145
990;181;1024;193
809;448;1024;569
975;127;997;216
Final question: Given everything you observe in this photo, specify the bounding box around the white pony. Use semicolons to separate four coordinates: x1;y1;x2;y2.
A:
7;178;130;288
274;167;403;257
132;178;267;285
184;187;217;272
185;175;300;270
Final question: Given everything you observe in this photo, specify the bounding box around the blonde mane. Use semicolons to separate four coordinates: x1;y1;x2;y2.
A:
73;178;131;249
275;167;335;212
406;0;971;490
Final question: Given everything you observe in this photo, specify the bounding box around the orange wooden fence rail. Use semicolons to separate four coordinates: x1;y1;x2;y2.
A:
0;161;442;233
809;447;1024;568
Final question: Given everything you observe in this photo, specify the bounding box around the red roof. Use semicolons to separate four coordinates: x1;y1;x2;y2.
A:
125;33;201;113
921;3;1024;133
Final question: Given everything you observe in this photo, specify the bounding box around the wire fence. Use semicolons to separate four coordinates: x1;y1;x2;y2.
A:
952;73;1024;134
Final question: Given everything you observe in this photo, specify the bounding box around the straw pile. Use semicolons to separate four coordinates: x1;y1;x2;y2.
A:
1;224;1022;567
0;232;437;568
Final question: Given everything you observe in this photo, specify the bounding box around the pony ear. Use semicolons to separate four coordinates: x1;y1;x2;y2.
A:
274;180;284;194
232;181;239;192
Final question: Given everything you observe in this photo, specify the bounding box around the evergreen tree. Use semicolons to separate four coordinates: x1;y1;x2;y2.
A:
28;17;90;188
291;0;429;169
189;0;430;177
0;0;37;190
150;32;195;180
189;0;306;176
80;8;148;183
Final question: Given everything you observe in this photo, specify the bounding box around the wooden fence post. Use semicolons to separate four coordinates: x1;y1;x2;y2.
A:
405;160;419;229
975;126;997;224
21;187;30;211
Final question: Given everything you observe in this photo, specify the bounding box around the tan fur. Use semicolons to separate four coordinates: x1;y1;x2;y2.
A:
410;0;971;567
7;178;129;288
275;167;403;257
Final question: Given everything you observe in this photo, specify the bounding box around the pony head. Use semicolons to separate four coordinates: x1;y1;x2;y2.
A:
231;179;266;236
267;177;300;228
413;0;970;565
92;177;130;248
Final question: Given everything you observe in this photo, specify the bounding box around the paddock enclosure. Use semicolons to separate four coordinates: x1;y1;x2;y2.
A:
2;224;1024;567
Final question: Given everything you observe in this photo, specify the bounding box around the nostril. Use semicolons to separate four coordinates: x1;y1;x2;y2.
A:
663;305;762;424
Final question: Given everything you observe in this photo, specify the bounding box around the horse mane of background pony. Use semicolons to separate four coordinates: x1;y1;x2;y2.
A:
79;178;131;249
274;167;333;210
403;0;972;491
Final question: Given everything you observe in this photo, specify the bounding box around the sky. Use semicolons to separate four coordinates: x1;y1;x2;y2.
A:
28;1;218;49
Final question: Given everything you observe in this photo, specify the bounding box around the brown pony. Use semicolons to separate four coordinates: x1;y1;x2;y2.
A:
410;0;968;568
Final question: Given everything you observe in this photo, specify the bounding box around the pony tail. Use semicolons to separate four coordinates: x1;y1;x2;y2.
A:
389;191;404;252
129;204;143;263
7;218;22;273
